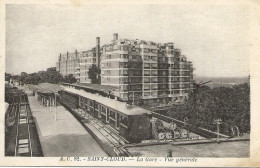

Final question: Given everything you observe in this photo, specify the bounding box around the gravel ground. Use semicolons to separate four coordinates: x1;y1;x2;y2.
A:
127;140;249;157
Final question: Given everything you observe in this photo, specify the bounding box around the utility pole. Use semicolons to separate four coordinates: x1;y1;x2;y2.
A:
213;118;222;142
132;91;135;106
54;91;57;121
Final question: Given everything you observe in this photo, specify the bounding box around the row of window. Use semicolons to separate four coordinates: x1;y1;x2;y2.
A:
81;58;96;63
144;70;158;76
144;77;158;83
171;71;191;76
143;55;157;61
144;63;157;69
80;99;129;126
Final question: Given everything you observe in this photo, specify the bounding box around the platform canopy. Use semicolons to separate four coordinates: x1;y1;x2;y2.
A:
27;83;63;94
62;83;118;95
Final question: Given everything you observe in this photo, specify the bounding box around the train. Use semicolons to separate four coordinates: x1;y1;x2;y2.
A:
58;87;153;143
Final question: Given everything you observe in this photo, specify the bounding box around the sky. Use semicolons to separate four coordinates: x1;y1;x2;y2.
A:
6;4;250;77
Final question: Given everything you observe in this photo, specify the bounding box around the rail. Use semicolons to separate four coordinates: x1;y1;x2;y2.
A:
151;111;229;139
14;93;33;157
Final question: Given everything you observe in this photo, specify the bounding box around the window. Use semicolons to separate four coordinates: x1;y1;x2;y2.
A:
106;62;111;67
136;85;142;90
151;63;157;69
110;111;115;119
144;85;150;90
144;55;150;60
144;63;150;69
120;85;128;91
121;46;128;51
151;70;157;76
151;56;157;61
152;92;157;96
144;70;150;76
152;84;158;90
174;90;180;94
120;54;128;59
136;55;141;60
120;77;128;83
144;77;150;83
144;92;150;97
101;106;106;113
120;62;128;68
152;77;158;83
151;49;157;54
142;48;150;53
120;116;128;125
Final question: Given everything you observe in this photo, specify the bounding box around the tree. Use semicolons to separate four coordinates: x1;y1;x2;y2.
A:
88;64;101;84
15;67;64;85
166;83;250;135
63;74;77;83
5;73;12;82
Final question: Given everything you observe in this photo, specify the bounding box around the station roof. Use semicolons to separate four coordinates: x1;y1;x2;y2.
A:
64;87;152;116
62;83;118;95
28;83;63;94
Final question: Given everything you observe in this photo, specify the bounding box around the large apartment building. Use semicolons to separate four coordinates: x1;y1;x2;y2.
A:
57;33;195;106
56;38;101;84
101;34;195;106
56;50;81;82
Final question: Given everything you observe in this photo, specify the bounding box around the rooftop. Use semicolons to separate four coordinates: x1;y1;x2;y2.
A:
63;83;118;95
64;86;151;116
28;83;63;94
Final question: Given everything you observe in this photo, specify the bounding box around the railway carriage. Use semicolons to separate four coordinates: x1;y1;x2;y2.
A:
59;89;152;143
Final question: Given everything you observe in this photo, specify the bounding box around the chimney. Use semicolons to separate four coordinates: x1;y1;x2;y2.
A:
67;51;69;60
59;53;61;61
75;49;78;58
113;33;118;41
96;37;101;68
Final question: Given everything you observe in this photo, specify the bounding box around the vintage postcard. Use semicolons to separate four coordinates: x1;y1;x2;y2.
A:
0;0;260;167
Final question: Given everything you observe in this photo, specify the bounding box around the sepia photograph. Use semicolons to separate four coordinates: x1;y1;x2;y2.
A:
1;0;260;167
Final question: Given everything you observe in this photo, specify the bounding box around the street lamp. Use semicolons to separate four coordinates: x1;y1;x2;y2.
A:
213;118;222;142
54;91;58;121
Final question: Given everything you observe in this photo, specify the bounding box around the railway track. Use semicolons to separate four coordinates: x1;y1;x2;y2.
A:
151;112;229;139
5;86;43;157
75;110;132;156
14;93;33;157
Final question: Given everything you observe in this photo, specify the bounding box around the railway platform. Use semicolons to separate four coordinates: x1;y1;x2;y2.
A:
27;95;107;157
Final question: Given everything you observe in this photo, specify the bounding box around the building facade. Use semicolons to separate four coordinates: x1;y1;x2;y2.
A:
101;34;195;106
57;33;195;106
56;50;81;82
